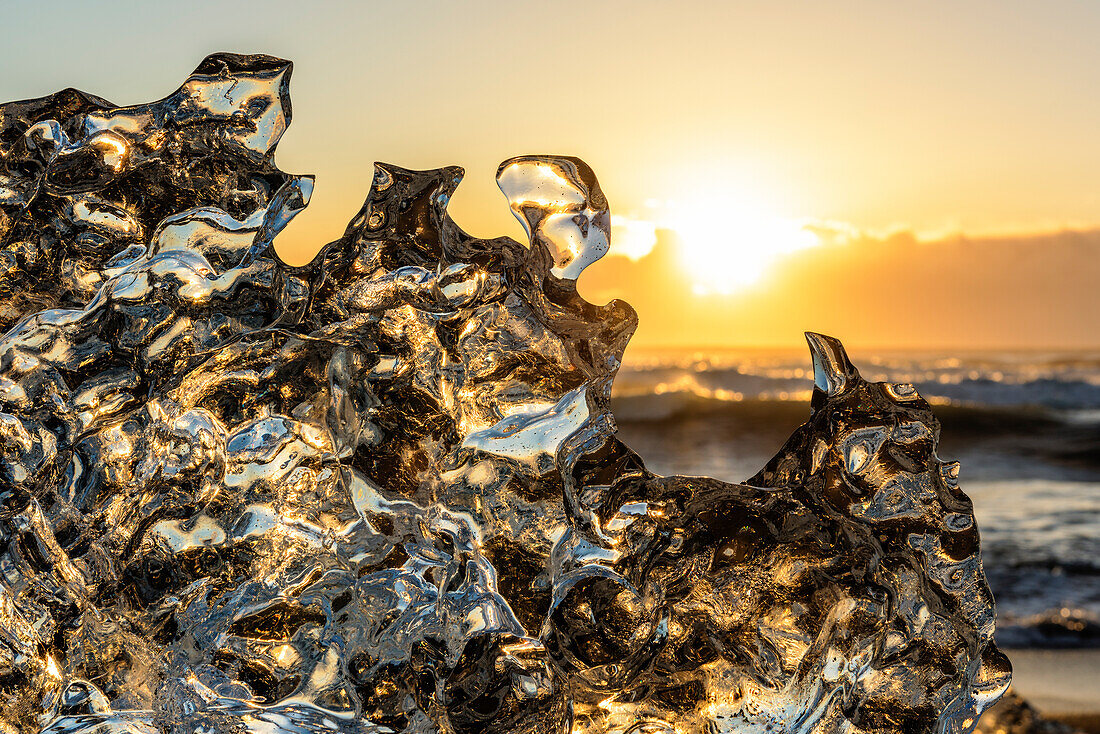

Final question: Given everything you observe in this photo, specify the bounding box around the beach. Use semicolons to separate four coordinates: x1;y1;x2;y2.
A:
982;650;1100;732
1008;650;1100;720
615;347;1100;726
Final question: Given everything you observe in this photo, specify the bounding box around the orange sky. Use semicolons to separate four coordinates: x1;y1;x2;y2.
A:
580;227;1100;349
2;1;1097;348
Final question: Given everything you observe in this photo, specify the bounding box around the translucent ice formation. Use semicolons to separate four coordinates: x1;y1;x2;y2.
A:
0;54;1010;733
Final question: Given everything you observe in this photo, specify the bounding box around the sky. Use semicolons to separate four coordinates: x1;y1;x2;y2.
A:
1;1;1097;348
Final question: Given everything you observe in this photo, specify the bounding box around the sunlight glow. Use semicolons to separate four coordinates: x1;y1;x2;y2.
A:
671;198;819;294
610;215;658;260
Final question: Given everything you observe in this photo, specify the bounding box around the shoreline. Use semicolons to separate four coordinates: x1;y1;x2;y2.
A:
1002;648;1100;732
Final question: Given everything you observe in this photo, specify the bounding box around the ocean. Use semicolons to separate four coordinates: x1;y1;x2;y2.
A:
612;346;1100;649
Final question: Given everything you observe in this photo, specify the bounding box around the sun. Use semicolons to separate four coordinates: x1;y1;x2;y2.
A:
670;198;819;295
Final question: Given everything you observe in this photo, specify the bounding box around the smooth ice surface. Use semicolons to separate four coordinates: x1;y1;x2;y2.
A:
0;54;1010;733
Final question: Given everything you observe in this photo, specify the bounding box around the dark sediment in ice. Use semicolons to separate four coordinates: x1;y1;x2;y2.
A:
0;54;1010;733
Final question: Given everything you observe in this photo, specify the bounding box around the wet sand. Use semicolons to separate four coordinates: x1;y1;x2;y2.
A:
1006;649;1100;732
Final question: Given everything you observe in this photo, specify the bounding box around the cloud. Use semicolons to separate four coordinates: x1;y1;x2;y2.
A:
579;224;1100;349
609;215;658;260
